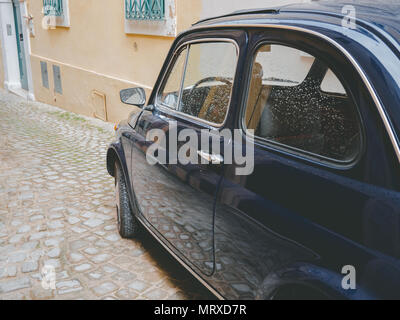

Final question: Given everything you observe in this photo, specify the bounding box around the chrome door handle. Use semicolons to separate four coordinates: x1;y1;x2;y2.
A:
197;150;224;164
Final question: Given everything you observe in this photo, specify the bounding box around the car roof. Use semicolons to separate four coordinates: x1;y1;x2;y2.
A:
193;0;400;45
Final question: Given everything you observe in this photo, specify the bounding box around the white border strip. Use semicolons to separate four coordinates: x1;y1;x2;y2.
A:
30;53;153;90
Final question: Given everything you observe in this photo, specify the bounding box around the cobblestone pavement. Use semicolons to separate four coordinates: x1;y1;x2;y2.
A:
0;89;214;300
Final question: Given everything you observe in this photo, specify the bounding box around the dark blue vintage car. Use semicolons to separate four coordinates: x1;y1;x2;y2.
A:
107;0;400;299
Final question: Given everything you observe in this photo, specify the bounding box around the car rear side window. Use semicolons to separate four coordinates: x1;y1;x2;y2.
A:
244;44;362;163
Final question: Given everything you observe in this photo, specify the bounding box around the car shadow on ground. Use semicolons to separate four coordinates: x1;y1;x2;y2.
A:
134;226;217;300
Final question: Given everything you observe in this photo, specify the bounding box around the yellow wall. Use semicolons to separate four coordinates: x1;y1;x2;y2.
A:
26;0;203;123
176;0;202;34
2;0;309;122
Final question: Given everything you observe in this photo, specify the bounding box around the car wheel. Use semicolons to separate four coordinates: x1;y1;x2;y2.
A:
115;162;139;239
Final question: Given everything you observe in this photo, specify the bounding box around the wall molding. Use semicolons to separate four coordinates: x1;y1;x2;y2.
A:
30;53;154;90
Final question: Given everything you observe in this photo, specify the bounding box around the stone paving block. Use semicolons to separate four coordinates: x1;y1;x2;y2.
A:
47;247;61;258
83;247;98;255
9;252;26;263
22;261;39;273
90;254;111;264
56;280;82;295
143;288;168;300
30;286;54;299
71;227;87;234
18;225;31;234
67;217;80;225
44;238;60;247
83;218;104;228
0;277;31;293
92;282;118;296
44;259;61;269
9;234;24;244
21;241;39;250
68;253;84;263
116;288;139;300
128;280;151;293
74;264;92;272
3;266;17;278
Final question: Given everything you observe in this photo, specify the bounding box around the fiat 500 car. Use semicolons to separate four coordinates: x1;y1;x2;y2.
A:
107;0;400;300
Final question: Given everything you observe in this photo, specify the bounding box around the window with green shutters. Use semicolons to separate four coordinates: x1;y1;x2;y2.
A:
125;0;165;21
43;0;63;16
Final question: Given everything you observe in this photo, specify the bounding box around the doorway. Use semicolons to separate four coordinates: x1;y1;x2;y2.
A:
0;0;34;99
12;0;28;90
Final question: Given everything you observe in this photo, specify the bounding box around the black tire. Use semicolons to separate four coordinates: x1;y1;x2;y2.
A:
115;162;139;239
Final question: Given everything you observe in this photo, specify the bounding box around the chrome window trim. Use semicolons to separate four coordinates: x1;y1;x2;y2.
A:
177;43;190;112
190;23;400;165
242;42;363;166
155;38;240;129
158;44;189;111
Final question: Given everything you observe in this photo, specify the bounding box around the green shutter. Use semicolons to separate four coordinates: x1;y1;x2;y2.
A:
43;0;63;16
126;0;165;21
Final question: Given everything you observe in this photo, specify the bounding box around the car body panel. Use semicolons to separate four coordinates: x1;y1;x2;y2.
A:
128;109;221;275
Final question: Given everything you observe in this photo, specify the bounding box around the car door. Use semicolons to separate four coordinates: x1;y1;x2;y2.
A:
129;35;241;276
211;31;400;299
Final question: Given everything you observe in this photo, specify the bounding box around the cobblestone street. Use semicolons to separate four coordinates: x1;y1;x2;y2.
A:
0;89;213;300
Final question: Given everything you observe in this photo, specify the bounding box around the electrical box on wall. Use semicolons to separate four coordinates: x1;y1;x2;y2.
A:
6;24;12;36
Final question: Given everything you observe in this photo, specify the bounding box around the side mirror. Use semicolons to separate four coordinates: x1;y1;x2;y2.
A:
120;87;146;108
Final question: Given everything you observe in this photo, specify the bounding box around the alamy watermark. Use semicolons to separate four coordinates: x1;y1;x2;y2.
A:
342;5;357;30
341;265;356;290
145;121;255;176
41;265;56;290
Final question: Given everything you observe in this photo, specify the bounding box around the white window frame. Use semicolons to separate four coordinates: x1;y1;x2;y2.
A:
42;0;70;28
124;0;176;37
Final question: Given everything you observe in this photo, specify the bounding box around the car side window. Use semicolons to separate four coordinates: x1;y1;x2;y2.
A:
244;44;362;162
158;41;238;125
179;42;237;125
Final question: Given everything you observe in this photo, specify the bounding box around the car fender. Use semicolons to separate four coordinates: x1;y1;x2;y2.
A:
257;262;374;300
106;142;125;177
107;141;132;194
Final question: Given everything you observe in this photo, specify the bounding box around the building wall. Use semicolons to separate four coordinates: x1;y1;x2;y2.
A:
2;0;308;123
27;0;178;122
200;0;310;19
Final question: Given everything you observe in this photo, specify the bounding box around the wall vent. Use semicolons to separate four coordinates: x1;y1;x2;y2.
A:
40;61;49;89
52;64;62;94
